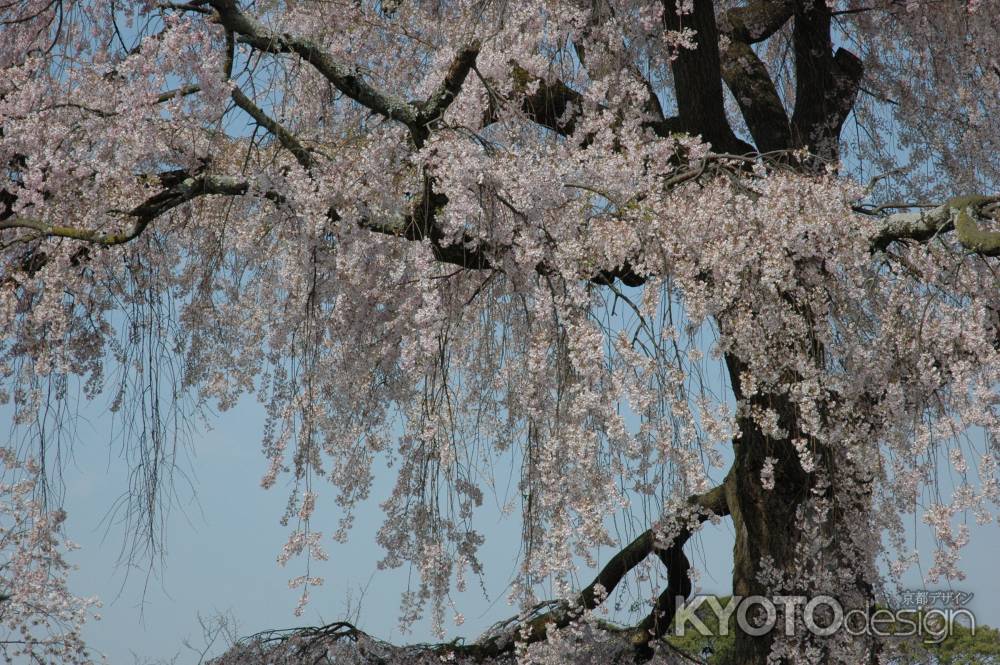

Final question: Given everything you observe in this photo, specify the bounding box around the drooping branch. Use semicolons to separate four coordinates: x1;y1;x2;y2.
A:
0;166;497;282
1;150;753;287
0;174;253;246
238;478;731;664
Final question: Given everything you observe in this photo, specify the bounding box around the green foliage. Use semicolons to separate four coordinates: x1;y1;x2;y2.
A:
923;623;1000;665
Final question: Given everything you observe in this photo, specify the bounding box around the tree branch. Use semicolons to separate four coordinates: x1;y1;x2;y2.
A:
208;0;421;134
869;195;1000;254
210;0;480;149
717;1;794;153
0;174;253;247
466;476;732;660
661;0;752;154
230;87;314;170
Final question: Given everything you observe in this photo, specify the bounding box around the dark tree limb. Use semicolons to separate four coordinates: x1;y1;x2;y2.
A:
210;0;479;149
464;477;731;661
482;64;589;137
661;0;753;154
790;0;863;161
208;0;422;136
721;0;795;44
629;544;691;658
0;187;16;223
416;42;481;130
0;173;253;246
358;176;494;271
717;1;795;153
0;167;495;281
718;39;791;153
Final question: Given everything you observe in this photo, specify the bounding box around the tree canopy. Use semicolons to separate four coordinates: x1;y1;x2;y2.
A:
2;0;1000;663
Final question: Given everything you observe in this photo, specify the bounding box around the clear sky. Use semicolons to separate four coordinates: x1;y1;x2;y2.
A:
34;389;998;664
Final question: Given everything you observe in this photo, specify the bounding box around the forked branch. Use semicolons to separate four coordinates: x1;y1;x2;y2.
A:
446;477;729;661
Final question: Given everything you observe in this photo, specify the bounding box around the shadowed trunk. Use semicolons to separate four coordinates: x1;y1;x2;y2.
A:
723;351;878;664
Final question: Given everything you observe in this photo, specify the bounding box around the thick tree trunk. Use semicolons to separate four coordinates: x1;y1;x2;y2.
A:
725;391;878;665
728;408;809;664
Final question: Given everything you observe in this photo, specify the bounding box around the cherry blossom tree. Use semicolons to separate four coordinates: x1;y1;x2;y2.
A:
1;0;999;663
